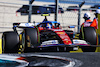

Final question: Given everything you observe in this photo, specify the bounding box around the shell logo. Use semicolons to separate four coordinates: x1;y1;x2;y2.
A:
66;41;68;43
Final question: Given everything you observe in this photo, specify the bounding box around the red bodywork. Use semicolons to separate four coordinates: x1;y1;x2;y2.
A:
38;27;72;45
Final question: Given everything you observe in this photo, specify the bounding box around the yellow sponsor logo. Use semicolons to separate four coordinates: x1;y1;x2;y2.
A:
66;41;68;43
57;32;65;34
41;14;50;16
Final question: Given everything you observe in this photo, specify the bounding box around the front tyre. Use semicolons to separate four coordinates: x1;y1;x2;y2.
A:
81;27;97;52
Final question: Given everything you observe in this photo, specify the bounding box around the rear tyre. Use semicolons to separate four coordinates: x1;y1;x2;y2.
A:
81;27;97;52
2;31;19;53
21;28;40;52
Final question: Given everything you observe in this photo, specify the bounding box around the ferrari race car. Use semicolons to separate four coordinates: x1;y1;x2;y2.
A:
2;15;97;53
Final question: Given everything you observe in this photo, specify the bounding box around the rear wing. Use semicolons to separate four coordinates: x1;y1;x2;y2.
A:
13;23;39;28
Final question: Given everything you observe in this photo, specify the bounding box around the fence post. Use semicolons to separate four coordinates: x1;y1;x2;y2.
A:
28;0;34;23
55;0;59;21
78;7;81;33
28;1;32;23
77;1;85;33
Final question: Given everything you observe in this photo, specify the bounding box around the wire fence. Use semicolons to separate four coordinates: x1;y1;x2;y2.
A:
0;0;100;34
59;0;100;32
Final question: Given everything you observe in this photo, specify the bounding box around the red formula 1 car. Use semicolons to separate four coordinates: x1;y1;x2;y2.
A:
2;14;97;53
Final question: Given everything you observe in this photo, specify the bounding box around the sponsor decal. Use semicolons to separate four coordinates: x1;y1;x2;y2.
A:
51;29;72;45
25;23;29;26
57;32;65;34
37;10;40;13
63;39;68;41
53;29;63;31
73;39;88;44
41;40;59;45
66;41;68;43
60;35;69;39
19;23;35;27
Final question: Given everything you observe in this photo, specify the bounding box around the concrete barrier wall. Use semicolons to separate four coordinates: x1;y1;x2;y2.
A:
0;0;96;38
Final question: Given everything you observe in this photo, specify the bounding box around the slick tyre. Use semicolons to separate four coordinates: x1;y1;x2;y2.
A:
81;27;96;52
83;27;97;45
2;31;19;53
21;28;40;52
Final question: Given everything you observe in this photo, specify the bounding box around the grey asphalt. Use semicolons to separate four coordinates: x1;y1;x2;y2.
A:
36;52;100;67
12;52;100;67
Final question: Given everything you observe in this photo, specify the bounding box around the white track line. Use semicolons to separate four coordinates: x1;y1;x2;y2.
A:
31;54;75;67
0;54;75;67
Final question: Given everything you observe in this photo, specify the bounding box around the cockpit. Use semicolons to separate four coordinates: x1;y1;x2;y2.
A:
37;21;61;29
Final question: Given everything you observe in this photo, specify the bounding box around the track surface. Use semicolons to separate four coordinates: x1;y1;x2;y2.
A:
4;52;100;67
35;52;99;67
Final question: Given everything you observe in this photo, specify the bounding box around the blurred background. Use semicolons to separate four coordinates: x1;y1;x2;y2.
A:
0;0;100;37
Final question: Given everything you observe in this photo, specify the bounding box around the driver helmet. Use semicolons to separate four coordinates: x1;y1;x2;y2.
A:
46;23;52;29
